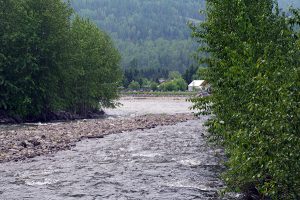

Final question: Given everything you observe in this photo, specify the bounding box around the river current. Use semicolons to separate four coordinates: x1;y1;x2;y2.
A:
0;97;229;200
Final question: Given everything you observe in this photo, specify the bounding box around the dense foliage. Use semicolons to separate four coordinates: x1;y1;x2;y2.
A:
159;71;187;92
0;0;121;120
71;0;204;41
64;17;121;115
128;81;140;91
70;0;205;73
117;39;196;72
123;66;169;88
191;0;300;198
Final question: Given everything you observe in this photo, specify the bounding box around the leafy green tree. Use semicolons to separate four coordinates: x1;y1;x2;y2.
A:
174;78;188;91
128;81;140;90
141;78;151;89
191;0;300;198
64;16;122;115
150;82;158;91
0;1;122;120
0;0;72;119
193;67;207;80
160;81;178;91
28;0;73;117
160;78;187;91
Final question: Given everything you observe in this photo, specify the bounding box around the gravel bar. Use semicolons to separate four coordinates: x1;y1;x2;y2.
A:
0;113;196;163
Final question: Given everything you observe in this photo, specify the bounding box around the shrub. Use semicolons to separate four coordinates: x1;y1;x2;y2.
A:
128;81;141;90
150;82;158;91
159;78;187;91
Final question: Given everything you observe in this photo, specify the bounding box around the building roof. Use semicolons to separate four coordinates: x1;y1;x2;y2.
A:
158;78;166;83
188;80;206;87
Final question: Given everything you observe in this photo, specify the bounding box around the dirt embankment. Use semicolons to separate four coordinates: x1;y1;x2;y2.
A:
0;113;196;163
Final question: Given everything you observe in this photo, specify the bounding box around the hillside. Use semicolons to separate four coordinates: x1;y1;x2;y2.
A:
70;0;299;73
70;0;205;72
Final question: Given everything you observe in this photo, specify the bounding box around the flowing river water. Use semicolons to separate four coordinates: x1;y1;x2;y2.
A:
0;97;232;200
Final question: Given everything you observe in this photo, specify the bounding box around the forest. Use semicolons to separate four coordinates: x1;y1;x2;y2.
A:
70;0;299;87
70;0;205;74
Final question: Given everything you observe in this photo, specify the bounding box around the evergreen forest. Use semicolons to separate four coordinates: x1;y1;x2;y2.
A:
70;0;205;74
70;0;299;87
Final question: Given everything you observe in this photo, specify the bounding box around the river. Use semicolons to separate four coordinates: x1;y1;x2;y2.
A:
0;97;232;200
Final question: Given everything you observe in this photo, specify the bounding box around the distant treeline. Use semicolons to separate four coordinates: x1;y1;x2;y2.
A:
118;39;196;72
71;0;204;41
123;63;206;91
123;67;169;88
0;0;121;120
70;0;205;72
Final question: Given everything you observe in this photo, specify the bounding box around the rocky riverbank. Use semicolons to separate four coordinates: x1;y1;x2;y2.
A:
0;113;196;163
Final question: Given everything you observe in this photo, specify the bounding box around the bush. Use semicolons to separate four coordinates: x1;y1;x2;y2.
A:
160;81;178;91
174;78;188;91
128;81;141;90
150;82;158;91
159;78;187;91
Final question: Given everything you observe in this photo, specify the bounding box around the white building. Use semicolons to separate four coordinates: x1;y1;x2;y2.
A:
188;80;208;91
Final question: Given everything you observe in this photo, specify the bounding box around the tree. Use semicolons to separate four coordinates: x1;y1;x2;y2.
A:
160;81;178;91
0;1;122;120
159;77;187;91
128;81;140;90
29;0;73;117
0;0;72;119
64;16;122;115
141;78;151;89
191;0;300;198
150;82;158;91
193;67;207;80
174;78;188;91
